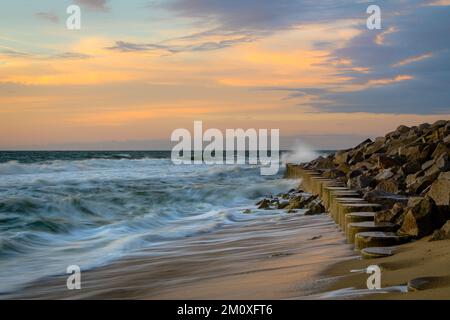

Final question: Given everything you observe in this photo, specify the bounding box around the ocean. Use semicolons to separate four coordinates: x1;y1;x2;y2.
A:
0;150;327;294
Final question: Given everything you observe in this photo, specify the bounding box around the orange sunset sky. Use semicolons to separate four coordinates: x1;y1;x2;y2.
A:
1;0;449;150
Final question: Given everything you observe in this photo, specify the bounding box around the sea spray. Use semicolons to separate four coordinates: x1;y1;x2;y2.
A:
281;141;320;164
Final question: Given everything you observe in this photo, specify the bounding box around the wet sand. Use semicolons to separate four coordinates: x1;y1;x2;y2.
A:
321;237;450;299
4;212;357;299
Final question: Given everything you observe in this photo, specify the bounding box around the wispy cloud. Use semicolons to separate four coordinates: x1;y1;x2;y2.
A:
0;49;91;60
424;0;450;6
0;49;30;58
107;35;257;54
367;75;413;86
375;26;397;45
34;12;59;23
156;0;360;32
75;0;109;12
392;52;433;67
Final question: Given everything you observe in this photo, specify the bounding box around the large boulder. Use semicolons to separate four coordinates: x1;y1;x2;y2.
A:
348;173;375;189
285;194;317;210
375;179;400;194
334;150;350;165
434;153;450;172
322;169;345;179
304;199;326;215
444;134;450;144
431;143;450;160
257;199;271;209
397;125;411;134
336;163;351;174
364;188;407;209
363;137;387;157
406;168;440;195
402;161;422;175
312;156;336;169
444;122;450;135
431;119;448;129
375;168;394;181
418;123;431;131
347;169;363;179
429;220;450;241
348;150;364;165
427;171;450;215
398;196;443;238
402;143;426;159
375;202;406;225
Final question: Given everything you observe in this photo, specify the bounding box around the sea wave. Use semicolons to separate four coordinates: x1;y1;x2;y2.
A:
0;154;299;293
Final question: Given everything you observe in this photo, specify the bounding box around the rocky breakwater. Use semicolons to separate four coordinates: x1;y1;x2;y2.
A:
294;120;450;256
255;189;327;215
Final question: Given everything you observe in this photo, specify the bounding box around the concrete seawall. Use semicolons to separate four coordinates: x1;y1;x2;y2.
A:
285;164;410;258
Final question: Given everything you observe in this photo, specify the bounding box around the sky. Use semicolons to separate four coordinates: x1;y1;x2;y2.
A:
0;0;449;150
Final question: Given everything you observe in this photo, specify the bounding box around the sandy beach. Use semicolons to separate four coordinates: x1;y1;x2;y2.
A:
322;237;450;299
7;208;450;300
4;212;357;299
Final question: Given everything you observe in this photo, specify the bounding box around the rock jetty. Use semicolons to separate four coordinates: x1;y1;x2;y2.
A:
300;120;449;241
258;120;449;258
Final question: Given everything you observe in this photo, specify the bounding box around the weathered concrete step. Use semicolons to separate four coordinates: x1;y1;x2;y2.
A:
345;212;375;225
318;181;345;200
329;191;360;203
331;198;367;222
310;177;344;198
322;186;351;209
346;221;397;242
328;190;360;212
309;177;334;196
355;232;409;250
361;246;396;259
284;165;314;179
301;172;323;190
337;203;382;229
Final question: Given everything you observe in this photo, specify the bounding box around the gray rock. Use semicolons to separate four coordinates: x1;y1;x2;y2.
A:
257;199;271;209
407;168;440;195
284;194;317;210
375;202;406;225
418;123;431;131
375;154;401;169
375;179;400;194
444;134;450;144
402;161;422;175
277;201;290;209
347;169;363;179
304;199;325;215
333;150;350;165
431;143;450;160
396;125;410;134
427;171;450;207
375;169;394;181
429;220;450;241
431;119;447;128
348;174;375;189
322;169;345;179
421;159;435;171
398;196;442;238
